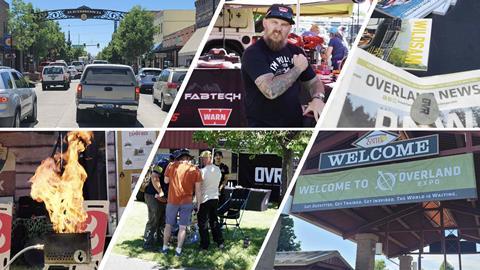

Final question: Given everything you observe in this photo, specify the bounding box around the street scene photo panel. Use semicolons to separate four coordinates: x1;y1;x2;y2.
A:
0;0;219;128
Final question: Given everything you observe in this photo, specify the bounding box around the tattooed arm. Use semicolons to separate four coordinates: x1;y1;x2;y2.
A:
254;67;303;99
301;75;325;98
254;54;309;100
301;76;326;121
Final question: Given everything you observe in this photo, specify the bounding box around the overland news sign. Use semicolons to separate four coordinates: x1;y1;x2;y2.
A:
292;153;477;212
319;135;438;171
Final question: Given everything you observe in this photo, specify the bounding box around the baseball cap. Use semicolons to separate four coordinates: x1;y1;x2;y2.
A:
329;27;339;34
173;148;193;160
200;150;212;158
265;4;295;25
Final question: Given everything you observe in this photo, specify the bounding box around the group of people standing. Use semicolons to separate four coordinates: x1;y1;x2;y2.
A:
142;149;230;256
302;23;349;70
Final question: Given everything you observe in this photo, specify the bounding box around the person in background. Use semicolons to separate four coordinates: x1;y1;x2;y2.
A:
198;151;225;250
143;157;169;250
162;149;202;256
214;151;230;191
325;27;348;70
338;26;349;47
302;24;320;37
214;150;230;225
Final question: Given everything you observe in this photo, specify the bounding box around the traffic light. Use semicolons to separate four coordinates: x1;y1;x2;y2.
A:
83;43;86;47
97;43;100;48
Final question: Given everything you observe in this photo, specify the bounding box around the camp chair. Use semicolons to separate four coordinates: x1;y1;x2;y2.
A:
217;188;251;239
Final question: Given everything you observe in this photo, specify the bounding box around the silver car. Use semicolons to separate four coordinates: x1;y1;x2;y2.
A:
76;64;139;124
152;68;187;111
71;61;85;73
0;67;37;127
136;68;162;94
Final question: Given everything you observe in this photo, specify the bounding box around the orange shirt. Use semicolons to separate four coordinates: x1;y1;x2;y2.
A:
165;161;202;204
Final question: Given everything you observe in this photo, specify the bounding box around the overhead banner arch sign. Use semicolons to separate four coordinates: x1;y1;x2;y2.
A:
293;153;477;212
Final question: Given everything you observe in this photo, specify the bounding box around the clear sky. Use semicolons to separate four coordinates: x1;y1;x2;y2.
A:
5;0;196;56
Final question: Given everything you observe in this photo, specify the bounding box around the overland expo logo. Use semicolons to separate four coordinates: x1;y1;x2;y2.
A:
376;171;396;191
198;109;232;126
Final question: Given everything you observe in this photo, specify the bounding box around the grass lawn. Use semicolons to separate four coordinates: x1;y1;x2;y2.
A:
112;201;278;269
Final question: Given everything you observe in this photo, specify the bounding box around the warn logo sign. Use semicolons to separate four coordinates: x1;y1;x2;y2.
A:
198;108;232;126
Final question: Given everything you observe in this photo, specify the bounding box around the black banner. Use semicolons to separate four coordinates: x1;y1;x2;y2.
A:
238;154;282;203
169;69;247;127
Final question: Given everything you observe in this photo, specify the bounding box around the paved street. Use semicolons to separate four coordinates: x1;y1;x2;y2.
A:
21;80;168;128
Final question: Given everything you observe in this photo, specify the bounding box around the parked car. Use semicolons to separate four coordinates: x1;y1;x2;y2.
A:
92;60;108;64
38;61;51;73
136;68;162;94
76;64;139;124
67;65;79;79
42;66;70;90
152;67;187;111
71;61;85;73
0;67;37;127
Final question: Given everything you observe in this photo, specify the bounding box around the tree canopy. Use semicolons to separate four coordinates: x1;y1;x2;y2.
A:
192;131;311;160
277;215;301;252
440;261;454;270
8;0;87;66
375;259;387;270
112;6;156;64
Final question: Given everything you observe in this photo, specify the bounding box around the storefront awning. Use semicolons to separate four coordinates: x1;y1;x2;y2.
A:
178;27;209;57
151;43;163;53
225;0;354;17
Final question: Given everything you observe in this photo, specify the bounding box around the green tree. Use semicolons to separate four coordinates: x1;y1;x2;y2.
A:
8;0;37;71
9;0;73;69
439;261;454;270
375;259;387;270
113;6;155;65
31;20;66;63
277;215;301;252
97;39;122;64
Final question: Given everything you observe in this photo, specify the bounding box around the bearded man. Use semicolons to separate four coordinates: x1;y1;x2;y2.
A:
241;4;326;127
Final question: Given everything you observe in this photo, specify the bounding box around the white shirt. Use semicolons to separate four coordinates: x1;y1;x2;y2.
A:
200;164;222;204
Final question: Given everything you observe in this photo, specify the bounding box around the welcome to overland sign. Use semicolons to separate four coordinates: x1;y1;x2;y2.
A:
292;153;477;212
319;134;439;171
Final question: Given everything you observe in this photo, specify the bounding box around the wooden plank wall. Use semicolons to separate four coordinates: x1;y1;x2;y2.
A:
0;132;58;201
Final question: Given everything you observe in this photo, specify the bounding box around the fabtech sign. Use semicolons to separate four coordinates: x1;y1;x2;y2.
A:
319;134;438;171
292;153;477;212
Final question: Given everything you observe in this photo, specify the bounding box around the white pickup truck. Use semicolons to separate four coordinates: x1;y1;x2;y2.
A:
76;64;139;124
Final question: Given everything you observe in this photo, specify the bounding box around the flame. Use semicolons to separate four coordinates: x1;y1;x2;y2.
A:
29;131;93;233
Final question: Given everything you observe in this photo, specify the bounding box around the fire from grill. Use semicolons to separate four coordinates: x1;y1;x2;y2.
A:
29;131;93;233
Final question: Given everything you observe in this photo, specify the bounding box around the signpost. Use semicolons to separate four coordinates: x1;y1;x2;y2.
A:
293;153;477;212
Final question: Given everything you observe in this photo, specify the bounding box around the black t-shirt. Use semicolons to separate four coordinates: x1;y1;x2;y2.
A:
145;172;158;195
145;159;169;196
241;38;316;127
216;162;230;188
